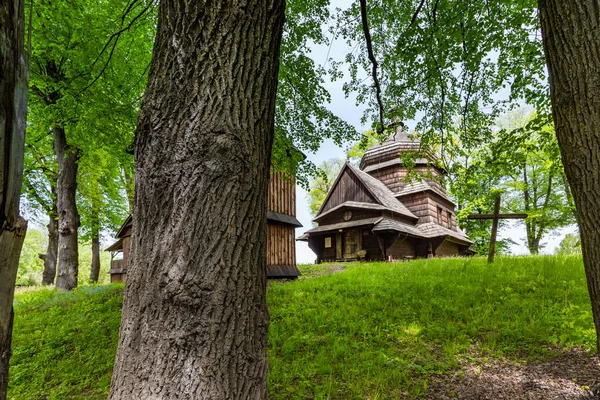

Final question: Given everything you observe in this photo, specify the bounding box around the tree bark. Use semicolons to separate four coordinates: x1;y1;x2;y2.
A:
89;207;101;282
41;196;58;285
0;310;13;400
0;220;26;400
0;0;29;397
53;126;80;291
539;0;600;352
109;1;285;398
528;235;540;255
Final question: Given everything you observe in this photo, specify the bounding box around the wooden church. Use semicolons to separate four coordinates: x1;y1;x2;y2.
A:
298;127;473;261
106;171;303;282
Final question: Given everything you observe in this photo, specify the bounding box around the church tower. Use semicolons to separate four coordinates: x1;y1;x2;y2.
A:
360;127;458;230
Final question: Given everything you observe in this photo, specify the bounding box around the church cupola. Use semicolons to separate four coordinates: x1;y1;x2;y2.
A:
359;125;437;173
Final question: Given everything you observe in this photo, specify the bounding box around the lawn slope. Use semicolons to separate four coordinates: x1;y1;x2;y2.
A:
8;256;596;399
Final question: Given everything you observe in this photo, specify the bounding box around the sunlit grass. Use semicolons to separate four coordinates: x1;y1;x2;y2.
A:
267;255;594;398
8;255;595;399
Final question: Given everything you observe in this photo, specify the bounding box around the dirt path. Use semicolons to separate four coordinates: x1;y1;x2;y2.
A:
428;349;600;399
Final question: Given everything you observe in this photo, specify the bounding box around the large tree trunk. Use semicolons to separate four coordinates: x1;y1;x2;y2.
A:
0;222;26;399
41;197;58;285
0;0;29;397
53;126;80;291
109;1;285;398
539;0;600;352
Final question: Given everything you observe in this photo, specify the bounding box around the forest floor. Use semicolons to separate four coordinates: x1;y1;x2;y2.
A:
8;255;599;399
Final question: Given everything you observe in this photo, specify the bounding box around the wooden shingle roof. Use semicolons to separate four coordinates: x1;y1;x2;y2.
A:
395;181;455;205
346;163;417;220
313;201;386;222
372;217;424;237
416;222;472;244
304;217;383;234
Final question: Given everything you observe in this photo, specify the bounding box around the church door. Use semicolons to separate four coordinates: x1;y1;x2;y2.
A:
343;230;360;259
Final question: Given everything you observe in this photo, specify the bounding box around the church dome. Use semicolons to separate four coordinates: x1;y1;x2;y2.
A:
359;125;431;172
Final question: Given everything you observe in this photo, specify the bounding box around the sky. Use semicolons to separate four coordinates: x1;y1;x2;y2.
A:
291;1;577;264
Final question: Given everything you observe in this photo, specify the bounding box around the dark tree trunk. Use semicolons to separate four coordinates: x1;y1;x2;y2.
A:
0;0;29;397
109;1;285;398
527;231;540;255
53;126;80;291
539;0;600;352
89;237;101;282
41;196;58;285
89;207;100;282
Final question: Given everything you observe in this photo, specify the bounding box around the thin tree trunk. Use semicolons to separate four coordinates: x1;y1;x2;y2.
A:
109;1;285;398
561;171;578;220
89;236;100;282
89;204;100;282
0;0;29;397
122;167;134;212
523;164;537;254
41;195;58;285
529;236;540;255
539;0;600;352
53;126;80;291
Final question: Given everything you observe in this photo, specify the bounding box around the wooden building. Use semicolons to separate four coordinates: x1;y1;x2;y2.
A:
106;215;132;282
265;171;303;277
106;172;302;283
298;128;473;261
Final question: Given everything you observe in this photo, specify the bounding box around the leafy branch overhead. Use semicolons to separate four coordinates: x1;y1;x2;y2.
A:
358;0;385;135
337;0;546;147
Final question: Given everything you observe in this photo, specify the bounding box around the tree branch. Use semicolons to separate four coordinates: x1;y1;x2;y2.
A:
432;0;440;24
74;0;154;97
359;0;385;135
23;175;53;214
409;0;426;27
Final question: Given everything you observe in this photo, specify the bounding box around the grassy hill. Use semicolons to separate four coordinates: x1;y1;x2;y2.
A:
7;256;596;399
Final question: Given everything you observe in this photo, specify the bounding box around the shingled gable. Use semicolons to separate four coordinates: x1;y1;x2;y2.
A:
395;181;455;205
347;163;417;220
315;161;417;221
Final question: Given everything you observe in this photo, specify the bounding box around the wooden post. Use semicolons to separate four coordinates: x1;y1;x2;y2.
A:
488;195;501;264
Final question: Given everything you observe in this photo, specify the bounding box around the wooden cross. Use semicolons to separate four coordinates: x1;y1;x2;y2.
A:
467;195;527;264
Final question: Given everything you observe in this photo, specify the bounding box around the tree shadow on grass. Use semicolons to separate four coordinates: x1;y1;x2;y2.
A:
427;348;600;399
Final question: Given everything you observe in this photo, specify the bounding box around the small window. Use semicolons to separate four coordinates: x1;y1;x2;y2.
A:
324;237;332;248
437;207;443;225
447;211;453;229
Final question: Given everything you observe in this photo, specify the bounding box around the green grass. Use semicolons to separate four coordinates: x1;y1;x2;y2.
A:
9;285;123;399
8;256;596;399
